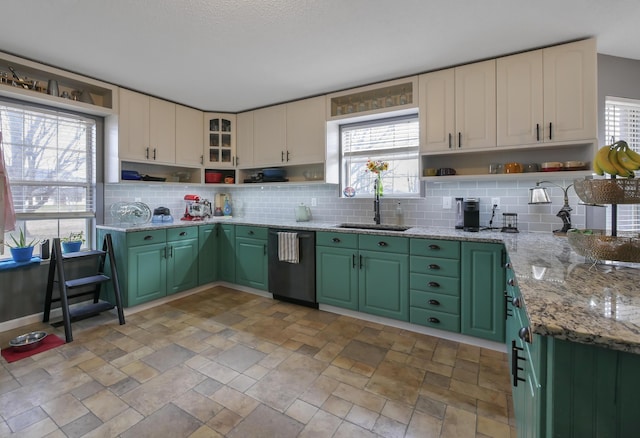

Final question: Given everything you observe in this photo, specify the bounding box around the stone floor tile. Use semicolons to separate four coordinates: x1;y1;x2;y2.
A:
211;386;260;417
420;382;478;414
381;399;414;425
6;405;48;433
206;408;243;435
298;410;342;437
345;404;379;430
477;414;513;438
405;410;443;438
188;424;224;438
243;363;270;380
227;403;304;438
70;380;104;401
366;360;425;405
415;394;447;419
228;373;256;392
340;339;388;368
41;393;89;427
14;417;59;437
332;382;386;412
322;364;369;389
373;414;408;438
214;343;266;372
120;403;201;438
333;420;378;437
199;360;240;384
82;389;130;422
85;362;128;387
141;343;197;372
120;359;159;383
440;405;477;438
80;408;143;438
285;399;318;424
450;378;508;408
299;374;340;407
61;412;102;438
477;399;510;425
322;395;353;418
173;389;224;422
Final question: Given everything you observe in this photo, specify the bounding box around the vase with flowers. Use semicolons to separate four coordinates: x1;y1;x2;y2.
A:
366;159;388;197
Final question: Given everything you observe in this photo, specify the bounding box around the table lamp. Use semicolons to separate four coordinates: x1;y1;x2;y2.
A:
528;181;574;234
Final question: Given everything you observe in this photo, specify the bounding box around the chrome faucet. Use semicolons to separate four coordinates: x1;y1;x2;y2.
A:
373;178;381;225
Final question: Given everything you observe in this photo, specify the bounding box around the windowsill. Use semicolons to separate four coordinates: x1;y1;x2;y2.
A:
0;257;42;272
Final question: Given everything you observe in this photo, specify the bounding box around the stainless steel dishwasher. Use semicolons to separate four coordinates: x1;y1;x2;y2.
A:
268;229;317;308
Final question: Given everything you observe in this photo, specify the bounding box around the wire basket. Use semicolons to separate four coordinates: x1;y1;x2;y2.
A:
567;230;640;263
573;178;640;204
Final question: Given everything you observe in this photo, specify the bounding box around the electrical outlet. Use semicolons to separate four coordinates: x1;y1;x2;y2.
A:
135;197;141;202
311;198;317;207
443;196;452;209
491;197;500;210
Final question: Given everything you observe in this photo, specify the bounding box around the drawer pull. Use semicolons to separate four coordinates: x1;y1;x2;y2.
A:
332;237;341;243
378;241;388;247
144;235;154;241
428;264;440;270
428;281;440;288
248;230;254;235
518;326;532;344
507;278;516;286
428;244;440;250
428;317;440;324
504;262;512;269
428;299;440;306
179;231;187;236
511;296;521;308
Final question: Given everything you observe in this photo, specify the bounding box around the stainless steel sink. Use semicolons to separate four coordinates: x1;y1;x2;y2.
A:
337;223;412;232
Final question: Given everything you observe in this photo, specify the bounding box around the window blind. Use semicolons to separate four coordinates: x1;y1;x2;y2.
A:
0;101;96;220
340;114;420;197
604;97;640;232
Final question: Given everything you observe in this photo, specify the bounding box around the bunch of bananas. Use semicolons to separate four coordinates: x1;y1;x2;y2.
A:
593;140;640;177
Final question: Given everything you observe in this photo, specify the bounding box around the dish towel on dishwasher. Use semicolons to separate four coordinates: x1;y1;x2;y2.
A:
278;232;299;264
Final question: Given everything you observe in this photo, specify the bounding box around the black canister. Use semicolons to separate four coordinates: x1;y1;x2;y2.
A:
40;239;50;259
463;199;480;232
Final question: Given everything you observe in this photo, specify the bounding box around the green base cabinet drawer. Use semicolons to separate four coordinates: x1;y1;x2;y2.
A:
410;239;460;259
236;225;268;240
410;307;460;333
316;232;358;248
127;229;166;247
358;234;409;253
410;255;460;277
410;272;460;296
410;290;460;315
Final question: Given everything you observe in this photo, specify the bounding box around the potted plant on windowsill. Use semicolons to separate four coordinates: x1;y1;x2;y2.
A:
60;231;84;253
5;227;39;263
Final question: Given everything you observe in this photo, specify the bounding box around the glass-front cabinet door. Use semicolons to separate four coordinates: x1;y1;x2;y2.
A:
204;113;236;168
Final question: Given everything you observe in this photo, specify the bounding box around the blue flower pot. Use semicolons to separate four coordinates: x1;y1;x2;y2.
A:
10;246;34;263
62;241;82;253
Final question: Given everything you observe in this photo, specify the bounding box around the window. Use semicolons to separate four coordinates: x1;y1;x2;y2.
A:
340;114;420;197
1;100;98;258
604;97;640;232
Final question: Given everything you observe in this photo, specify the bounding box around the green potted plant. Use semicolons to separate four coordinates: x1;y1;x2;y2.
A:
60;231;84;253
5;227;39;262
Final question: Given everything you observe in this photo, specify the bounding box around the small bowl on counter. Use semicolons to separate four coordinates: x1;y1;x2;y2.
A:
541;161;564;172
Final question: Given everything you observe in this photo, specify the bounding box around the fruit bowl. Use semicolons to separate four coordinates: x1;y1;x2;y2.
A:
567;229;640;263
573;178;640;204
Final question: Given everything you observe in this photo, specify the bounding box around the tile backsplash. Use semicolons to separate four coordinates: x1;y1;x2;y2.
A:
104;177;589;233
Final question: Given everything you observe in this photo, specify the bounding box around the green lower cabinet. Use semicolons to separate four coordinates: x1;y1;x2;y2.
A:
358;249;409;321
126;239;167;306
461;241;505;342
166;227;199;295
198;224;219;285
218;224;236;283
316;245;358;310
235;235;268;290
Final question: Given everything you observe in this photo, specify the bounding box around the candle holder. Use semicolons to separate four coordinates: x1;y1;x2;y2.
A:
501;213;519;233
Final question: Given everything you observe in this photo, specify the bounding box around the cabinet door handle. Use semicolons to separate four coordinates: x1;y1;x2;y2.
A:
428;299;440;306
281;151;284;162
144;235;154;241
352;254;356;268
428;264;440;270
518;326;532;343
458;132;462;148
448;133;452;149
179;231;187;236
377;241;388;247
145;147;150;159
428;317;440;324
428;244;440;250
153;148;157;160
428;281;440;288
286;151;290;162
536;123;540;141
162;246;167;258
168;245;173;257
332;237;341;243
549;122;553;140
511;340;526;387
359;255;363;269
264;244;266;255
200;155;204;165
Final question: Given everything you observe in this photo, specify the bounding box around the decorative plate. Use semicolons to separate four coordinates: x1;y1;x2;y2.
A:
110;202;152;224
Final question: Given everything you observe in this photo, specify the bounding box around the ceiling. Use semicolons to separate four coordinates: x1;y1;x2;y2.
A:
1;0;639;113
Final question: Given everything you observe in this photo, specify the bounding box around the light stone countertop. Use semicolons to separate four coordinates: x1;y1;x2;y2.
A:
98;219;640;354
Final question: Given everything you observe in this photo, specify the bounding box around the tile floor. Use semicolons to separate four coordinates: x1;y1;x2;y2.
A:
0;286;516;437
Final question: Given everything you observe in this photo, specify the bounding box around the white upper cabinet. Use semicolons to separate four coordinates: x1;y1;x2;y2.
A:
542;38;597;143
149;97;176;165
118;88;150;161
497;38;597;147
420;60;496;152
454;60;496;150
419;68;455;152
236;111;254;168
175;104;203;167
253;104;287;167
203;113;236;168
285;96;326;165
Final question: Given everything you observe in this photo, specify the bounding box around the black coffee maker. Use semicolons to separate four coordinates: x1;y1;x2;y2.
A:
463;199;480;232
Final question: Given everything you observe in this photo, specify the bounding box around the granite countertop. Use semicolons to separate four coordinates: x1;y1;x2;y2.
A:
97;219;640;353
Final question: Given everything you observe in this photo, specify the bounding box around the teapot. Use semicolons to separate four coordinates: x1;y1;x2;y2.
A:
295;203;311;222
